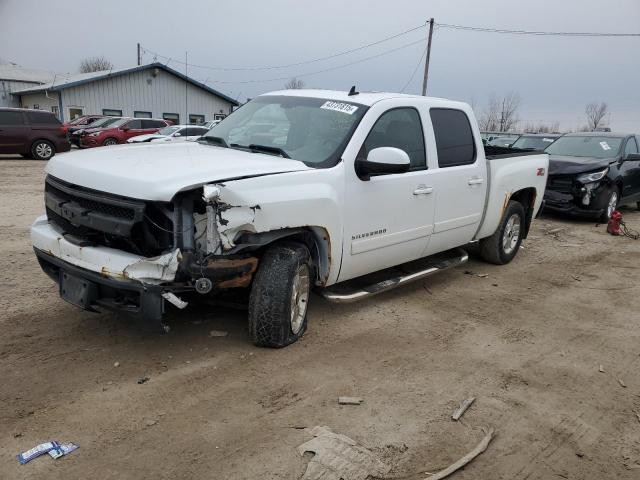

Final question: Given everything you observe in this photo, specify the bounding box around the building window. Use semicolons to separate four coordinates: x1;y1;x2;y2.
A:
51;105;59;119
69;107;83;120
134;111;152;118
103;108;123;116
33;104;40;110
163;113;179;125
189;114;205;125
214;114;226;121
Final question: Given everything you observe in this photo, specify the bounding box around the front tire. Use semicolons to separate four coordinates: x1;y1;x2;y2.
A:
248;243;311;348
479;200;525;265
599;188;619;223
31;140;55;160
103;138;118;146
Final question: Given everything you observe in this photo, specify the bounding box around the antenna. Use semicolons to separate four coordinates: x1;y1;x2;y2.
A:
348;85;359;96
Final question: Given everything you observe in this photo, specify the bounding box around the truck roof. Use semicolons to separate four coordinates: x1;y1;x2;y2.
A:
261;89;463;108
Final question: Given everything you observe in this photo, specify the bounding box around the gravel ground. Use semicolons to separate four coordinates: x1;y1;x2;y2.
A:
1;154;640;479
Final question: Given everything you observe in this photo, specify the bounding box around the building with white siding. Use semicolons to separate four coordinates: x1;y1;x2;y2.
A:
11;63;238;124
0;62;56;108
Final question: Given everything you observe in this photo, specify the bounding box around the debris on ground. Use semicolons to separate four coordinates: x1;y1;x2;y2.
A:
17;441;79;464
618;378;627;388
137;376;150;384
49;442;79;459
451;397;476;421
546;227;566;236
297;426;390;480
599;365;605;373
423;427;495;480
146;419;158;427
113;361;120;368
338;396;363;405
209;330;229;337
464;271;489;278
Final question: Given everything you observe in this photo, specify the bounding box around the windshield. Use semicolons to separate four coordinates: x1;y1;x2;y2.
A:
107;118;129;128
158;126;180;136
488;137;516;146
545;136;623;158
203;95;367;166
89;117;122;128
512;136;558;150
68;116;88;125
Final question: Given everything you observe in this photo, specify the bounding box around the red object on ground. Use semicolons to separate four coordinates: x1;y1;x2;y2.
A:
607;210;623;236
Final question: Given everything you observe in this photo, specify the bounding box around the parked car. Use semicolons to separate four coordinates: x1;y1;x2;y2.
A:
32;90;548;346
203;119;221;129
510;134;560;151
127;125;210;143
543;132;640;222
488;135;520;147
0;108;70;160
79;118;171;148
69;116;124;147
63;115;105;135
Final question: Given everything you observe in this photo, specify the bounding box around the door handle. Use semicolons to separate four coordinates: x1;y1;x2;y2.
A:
413;186;433;195
468;178;484;185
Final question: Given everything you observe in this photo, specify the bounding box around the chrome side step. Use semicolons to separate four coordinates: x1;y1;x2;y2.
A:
318;248;468;304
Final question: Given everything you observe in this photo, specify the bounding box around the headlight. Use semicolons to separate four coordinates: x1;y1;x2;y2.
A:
577;168;608;183
88;132;101;137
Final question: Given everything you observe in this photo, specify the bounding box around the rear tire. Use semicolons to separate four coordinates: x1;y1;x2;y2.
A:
479;200;525;265
103;138;118;146
31;140;55;160
248;243;311;348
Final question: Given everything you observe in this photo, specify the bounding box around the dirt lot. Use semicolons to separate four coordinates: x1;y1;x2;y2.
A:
2;155;640;479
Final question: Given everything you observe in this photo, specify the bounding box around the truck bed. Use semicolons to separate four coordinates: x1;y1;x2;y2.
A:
484;145;545;159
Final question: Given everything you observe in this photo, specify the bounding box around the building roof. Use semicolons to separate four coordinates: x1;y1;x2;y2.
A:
0;62;57;84
12;63;239;106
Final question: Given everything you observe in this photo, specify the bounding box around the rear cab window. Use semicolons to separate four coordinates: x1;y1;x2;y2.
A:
430;108;476;167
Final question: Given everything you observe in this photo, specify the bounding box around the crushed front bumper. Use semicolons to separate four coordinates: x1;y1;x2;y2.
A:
543;189;605;219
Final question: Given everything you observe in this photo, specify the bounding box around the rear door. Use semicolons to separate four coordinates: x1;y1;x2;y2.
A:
423;108;487;255
0;110;29;153
339;102;436;281
621;136;640;201
142;119;168;134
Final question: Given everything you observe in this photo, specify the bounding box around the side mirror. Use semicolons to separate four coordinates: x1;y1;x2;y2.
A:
173;132;182;137
356;147;411;181
624;153;640;161
121;126;130;131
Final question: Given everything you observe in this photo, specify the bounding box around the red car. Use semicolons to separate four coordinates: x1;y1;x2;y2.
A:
62;115;106;135
79;118;172;148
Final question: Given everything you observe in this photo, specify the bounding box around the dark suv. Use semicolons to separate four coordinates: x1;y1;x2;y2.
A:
0;108;71;160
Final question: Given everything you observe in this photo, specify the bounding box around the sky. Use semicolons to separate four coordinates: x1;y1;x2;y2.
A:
1;0;638;131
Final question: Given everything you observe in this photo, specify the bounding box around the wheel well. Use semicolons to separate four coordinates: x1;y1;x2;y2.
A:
509;187;537;238
232;227;332;286
103;137;118;144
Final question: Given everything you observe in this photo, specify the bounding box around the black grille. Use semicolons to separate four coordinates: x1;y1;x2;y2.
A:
547;175;574;194
46;180;136;220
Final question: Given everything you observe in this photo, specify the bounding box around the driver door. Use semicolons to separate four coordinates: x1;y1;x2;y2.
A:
339;104;435;282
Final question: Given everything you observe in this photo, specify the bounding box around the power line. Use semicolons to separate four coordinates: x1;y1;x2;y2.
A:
436;22;640;37
158;37;427;85
400;44;428;93
141;22;426;72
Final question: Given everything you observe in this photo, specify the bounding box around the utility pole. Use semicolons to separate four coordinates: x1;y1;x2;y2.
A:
185;51;188;125
137;43;141;66
421;18;435;96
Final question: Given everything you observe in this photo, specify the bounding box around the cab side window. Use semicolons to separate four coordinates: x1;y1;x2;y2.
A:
126;120;143;129
624;137;639;155
360;108;426;170
430;108;476;167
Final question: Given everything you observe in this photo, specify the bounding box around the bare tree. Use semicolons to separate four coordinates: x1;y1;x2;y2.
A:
479;95;500;132
79;56;113;73
585;102;608;131
497;92;521;132
523;121;561;134
284;77;305;89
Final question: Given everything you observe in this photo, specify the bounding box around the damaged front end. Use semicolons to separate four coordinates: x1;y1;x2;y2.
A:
33;175;261;331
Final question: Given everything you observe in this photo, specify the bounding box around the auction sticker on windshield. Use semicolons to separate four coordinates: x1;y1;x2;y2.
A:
320;101;359;115
600;141;611;151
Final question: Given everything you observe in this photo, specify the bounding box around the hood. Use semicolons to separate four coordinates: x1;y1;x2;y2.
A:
46;142;311;201
129;134;164;142
81;126;114;134
548;155;616;175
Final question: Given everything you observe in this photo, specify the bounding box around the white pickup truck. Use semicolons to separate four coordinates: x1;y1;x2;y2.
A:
32;90;548;347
